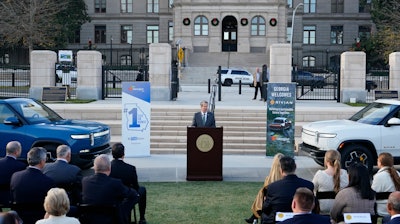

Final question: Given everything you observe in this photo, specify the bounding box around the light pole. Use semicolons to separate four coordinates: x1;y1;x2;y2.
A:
290;3;303;67
290;3;304;47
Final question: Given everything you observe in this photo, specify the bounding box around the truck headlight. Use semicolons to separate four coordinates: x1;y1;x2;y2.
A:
318;133;337;138
71;134;90;139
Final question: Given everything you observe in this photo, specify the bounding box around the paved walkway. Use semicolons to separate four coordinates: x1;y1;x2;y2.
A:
79;84;360;183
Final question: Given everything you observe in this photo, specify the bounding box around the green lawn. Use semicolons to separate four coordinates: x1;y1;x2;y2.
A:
143;182;261;224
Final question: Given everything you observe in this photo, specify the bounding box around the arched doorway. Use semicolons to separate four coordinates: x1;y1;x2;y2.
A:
222;16;237;52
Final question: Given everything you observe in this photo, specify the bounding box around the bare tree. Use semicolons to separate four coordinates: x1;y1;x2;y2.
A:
0;0;68;57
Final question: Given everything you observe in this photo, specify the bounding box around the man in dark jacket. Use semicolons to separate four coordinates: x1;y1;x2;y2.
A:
42;145;82;205
0;141;27;206
10;147;55;224
191;100;216;128
109;143;147;224
278;187;330;224
387;191;400;224
261;156;314;224
82;154;139;224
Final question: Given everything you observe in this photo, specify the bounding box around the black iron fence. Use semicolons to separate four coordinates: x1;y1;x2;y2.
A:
366;70;389;103
0;65;30;98
295;68;339;101
102;64;148;98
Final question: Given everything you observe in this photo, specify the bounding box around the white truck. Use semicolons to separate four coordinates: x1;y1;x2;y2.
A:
300;99;400;172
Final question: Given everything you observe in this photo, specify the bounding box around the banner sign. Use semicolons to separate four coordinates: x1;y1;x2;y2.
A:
266;83;296;156
122;82;151;157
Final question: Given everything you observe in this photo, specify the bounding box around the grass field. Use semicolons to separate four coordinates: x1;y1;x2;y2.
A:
143;182;261;224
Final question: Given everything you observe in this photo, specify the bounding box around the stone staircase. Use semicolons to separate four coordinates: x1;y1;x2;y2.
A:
52;105;357;155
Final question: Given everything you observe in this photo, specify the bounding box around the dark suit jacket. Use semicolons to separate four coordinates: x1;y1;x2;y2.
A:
262;174;314;224
82;173;138;206
191;111;216;127
110;159;139;191
0;156;27;204
10;167;55;204
278;213;331;224
42;159;82;185
387;216;400;224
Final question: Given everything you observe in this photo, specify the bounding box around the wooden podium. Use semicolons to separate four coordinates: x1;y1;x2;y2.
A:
186;127;223;181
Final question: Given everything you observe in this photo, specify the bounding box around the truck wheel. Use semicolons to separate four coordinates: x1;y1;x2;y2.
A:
340;145;374;173
224;79;233;86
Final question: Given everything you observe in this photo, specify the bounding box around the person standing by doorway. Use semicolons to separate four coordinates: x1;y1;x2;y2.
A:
253;67;262;100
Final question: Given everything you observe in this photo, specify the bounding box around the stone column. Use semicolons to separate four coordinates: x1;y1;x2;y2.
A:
340;51;366;103
76;51;103;100
269;44;291;83
30;50;57;100
149;43;171;101
389;52;400;92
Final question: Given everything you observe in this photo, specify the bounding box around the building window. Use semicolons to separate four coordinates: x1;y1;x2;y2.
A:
331;0;344;13
303;25;316;44
147;0;159;13
95;0;106;13
359;0;372;13
330;26;343;44
169;0;174;8
288;0;293;8
121;25;133;44
147;25;159;43
358;25;371;40
121;0;133;13
194;16;208;36
168;21;174;42
304;0;316;13
68;30;80;44
121;55;132;66
303;56;316;67
251;16;266;36
95;25;106;43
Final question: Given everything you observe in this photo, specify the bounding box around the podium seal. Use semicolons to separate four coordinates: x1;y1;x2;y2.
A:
196;134;214;152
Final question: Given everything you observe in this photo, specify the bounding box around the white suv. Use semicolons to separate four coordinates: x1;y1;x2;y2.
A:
216;68;254;86
300;99;400;172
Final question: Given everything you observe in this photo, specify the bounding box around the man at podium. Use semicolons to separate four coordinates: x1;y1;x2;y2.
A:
191;100;216;128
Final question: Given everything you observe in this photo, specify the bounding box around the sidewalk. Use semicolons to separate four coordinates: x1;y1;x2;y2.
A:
75;84;361;182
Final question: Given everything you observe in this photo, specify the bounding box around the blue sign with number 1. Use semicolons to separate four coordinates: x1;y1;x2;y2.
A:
122;82;151;157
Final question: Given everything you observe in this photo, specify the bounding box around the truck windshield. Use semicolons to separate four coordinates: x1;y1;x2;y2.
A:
10;100;63;124
349;102;396;125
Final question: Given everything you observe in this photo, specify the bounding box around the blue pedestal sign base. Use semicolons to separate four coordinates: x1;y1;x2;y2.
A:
266;83;296;157
122;82;151;157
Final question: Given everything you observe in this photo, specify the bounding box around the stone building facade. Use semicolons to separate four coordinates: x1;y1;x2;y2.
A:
63;0;374;71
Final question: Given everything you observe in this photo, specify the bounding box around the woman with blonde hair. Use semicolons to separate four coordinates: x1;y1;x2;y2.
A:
35;188;80;224
372;152;400;217
245;153;284;223
312;150;348;214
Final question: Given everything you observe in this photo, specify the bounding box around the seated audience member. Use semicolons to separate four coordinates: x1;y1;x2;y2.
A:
387;191;400;224
372;153;400;218
0;141;27;206
42;145;82;205
330;162;376;223
245;153;284;223
109;143;147;224
279;187;330;224
261;156;314;224
10;147;56;224
0;210;23;224
312;150;348;214
35;188;79;224
82;154;139;224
